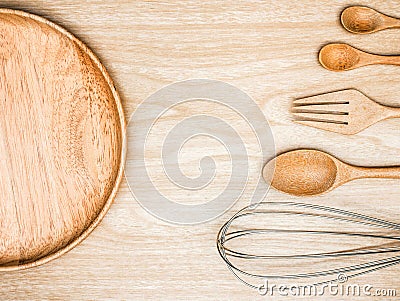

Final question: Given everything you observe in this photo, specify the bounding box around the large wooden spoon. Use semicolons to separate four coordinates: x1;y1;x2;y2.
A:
263;149;400;196
319;43;400;71
341;6;400;34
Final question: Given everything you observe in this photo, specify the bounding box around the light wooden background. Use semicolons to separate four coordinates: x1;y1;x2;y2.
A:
1;0;400;300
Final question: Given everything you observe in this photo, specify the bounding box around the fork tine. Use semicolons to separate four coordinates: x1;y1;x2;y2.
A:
292;104;349;114
293;99;348;106
292;112;348;123
294;119;351;134
293;90;353;106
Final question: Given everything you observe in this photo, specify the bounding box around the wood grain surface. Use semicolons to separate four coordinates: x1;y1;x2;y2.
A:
1;0;400;300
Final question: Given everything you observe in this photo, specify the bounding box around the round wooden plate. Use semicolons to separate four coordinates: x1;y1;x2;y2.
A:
0;9;125;270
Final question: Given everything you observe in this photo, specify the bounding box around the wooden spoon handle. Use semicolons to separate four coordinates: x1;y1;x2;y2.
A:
383;15;400;29
372;55;400;66
384;107;400;119
353;166;400;179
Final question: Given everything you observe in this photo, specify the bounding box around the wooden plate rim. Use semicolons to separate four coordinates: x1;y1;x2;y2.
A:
0;8;127;271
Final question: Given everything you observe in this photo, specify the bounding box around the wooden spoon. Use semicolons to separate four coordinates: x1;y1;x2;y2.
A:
263;149;400;196
0;9;125;270
341;6;400;34
319;43;400;71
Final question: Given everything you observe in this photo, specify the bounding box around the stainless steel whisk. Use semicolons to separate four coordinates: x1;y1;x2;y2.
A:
217;202;400;289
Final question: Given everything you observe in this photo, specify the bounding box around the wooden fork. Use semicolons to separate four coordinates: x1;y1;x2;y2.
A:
292;89;400;135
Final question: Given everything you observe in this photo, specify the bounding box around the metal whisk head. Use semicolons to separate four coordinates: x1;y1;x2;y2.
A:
217;202;400;289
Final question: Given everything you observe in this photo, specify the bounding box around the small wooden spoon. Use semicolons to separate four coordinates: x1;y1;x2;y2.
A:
341;6;400;34
263;149;400;196
319;43;400;71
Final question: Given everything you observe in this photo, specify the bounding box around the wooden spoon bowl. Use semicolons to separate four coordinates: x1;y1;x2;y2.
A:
341;6;384;34
319;44;361;71
264;150;338;196
0;9;125;270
